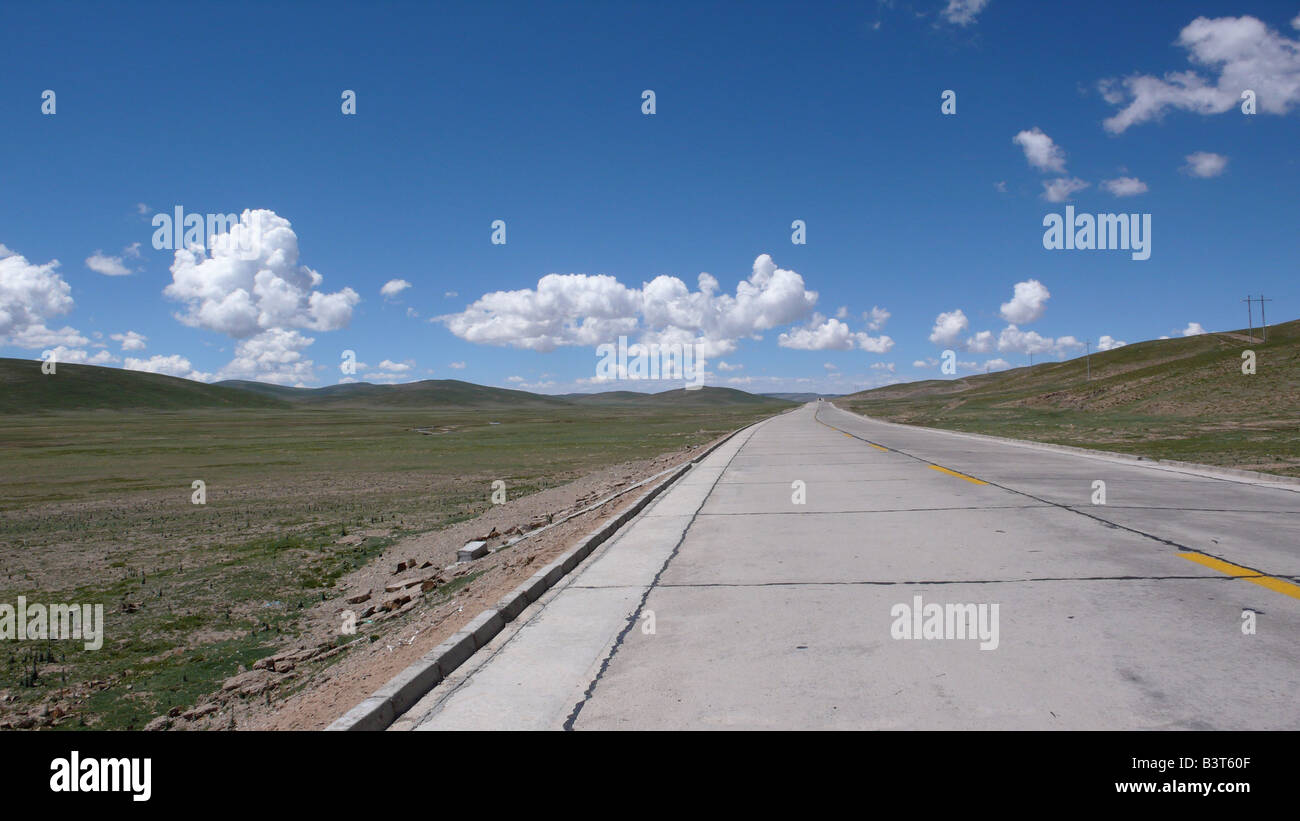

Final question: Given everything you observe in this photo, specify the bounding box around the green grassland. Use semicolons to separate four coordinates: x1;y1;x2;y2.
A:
0;361;791;728
841;320;1300;477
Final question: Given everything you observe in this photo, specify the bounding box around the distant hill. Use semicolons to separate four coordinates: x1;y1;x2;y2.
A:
554;390;650;405
563;387;793;407
838;319;1300;477
0;358;290;413
215;378;573;409
760;392;840;402
0;358;792;413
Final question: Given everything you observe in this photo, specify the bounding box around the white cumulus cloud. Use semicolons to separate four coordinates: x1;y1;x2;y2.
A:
999;279;1051;324
965;330;995;353
8;324;88;349
1183;151;1228;177
162;210;359;384
1013;128;1067;173
441;254;819;357
217;328;316;385
110;331;148;351
1100;15;1300;133
381;279;411;299
942;0;989;26
929;309;969;346
1097;334;1127;351
163;210;359;339
86;251;132;276
779;318;855;351
998;325;1085;356
44;346;117;366
0;244;81;348
1042;177;1090;202
125;354;211;382
1101;176;1149;196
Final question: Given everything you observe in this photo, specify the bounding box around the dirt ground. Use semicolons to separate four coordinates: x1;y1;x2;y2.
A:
165;437;720;731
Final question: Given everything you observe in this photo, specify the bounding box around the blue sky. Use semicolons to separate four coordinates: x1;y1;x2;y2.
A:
2;0;1297;394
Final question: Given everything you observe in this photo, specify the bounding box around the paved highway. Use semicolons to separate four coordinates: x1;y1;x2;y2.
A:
395;402;1300;730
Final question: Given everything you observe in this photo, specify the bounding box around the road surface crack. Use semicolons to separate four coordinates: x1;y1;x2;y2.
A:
561;421;762;730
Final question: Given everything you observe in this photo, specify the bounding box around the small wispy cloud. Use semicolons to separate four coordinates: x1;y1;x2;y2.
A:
1183;152;1228;178
1101;176;1149;196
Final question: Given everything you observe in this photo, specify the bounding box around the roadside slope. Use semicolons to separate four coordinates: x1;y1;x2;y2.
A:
840;320;1300;477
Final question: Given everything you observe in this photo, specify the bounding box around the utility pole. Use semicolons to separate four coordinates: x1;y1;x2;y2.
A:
1086;340;1091;381
1243;296;1254;343
1260;294;1272;342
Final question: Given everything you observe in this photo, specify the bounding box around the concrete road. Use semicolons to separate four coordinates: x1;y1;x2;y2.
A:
398;402;1300;730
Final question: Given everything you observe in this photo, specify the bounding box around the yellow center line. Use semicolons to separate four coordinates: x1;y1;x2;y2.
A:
928;464;988;485
820;411;1300;603
1178;553;1300;600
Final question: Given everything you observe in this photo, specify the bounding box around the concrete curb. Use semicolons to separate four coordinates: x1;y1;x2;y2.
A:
828;402;1300;489
326;420;759;731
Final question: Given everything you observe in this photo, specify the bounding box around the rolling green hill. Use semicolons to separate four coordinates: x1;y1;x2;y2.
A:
0;358;290;413
761;392;840;402
216;378;574;409
562;386;792;407
0;358;792;413
839;320;1300;477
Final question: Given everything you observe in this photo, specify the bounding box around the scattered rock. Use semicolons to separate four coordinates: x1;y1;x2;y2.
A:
382;594;412;612
457;541;489;562
222;670;266;693
182;702;219;721
144;715;171;731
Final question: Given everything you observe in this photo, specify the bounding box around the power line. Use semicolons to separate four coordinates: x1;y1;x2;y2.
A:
1242;295;1275;343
